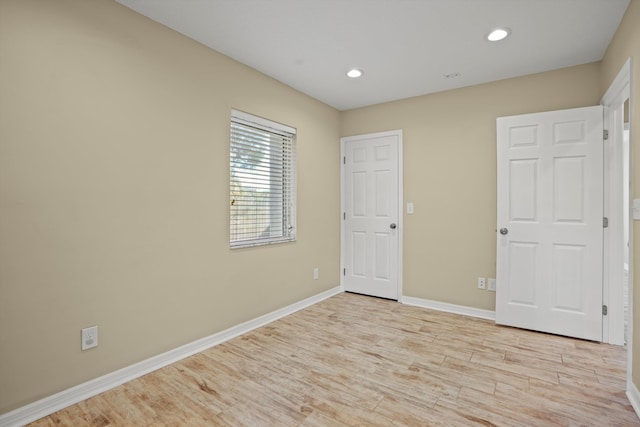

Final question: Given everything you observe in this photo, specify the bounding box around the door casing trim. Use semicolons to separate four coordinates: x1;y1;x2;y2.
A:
601;57;632;346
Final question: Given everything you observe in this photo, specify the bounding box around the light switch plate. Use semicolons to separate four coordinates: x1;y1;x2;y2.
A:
407;202;414;214
634;199;640;220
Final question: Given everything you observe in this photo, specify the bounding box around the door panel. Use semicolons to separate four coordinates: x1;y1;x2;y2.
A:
342;131;400;300
553;156;585;222
509;159;537;221
552;244;585;311
508;241;537;306
496;106;603;341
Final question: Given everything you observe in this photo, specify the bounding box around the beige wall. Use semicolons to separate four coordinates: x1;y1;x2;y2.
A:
600;0;640;391
0;0;340;413
1;0;638;418
341;63;602;310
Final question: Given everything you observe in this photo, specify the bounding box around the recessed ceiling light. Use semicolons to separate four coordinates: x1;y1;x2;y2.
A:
487;27;511;42
347;68;363;78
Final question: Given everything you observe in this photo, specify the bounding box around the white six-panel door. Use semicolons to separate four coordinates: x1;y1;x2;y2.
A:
496;106;604;341
341;131;401;300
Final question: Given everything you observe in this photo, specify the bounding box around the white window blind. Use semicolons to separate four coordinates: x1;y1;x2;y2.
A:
230;110;296;248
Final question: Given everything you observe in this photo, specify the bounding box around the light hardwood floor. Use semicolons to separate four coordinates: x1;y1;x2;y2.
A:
29;292;639;426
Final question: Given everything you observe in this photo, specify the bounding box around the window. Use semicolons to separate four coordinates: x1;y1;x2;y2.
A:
229;110;296;248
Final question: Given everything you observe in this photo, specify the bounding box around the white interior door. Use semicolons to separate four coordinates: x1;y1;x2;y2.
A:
341;131;401;300
496;106;604;341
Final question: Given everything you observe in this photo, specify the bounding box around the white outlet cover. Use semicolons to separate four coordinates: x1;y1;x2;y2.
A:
488;278;496;292
81;325;98;351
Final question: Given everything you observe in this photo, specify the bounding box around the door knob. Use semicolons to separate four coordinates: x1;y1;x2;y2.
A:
390;223;397;229
499;228;508;235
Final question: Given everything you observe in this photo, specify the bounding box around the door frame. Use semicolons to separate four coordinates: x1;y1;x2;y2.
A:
602;57;632;347
340;130;404;301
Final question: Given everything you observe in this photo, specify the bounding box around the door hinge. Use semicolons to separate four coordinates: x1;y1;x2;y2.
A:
343;212;346;220
343;156;346;164
604;129;609;140
603;217;609;228
343;268;346;276
603;305;608;316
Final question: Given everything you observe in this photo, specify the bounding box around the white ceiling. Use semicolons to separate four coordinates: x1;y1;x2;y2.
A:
116;0;630;111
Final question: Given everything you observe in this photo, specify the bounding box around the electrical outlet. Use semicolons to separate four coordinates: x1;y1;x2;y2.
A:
81;326;98;351
488;278;496;292
313;268;319;280
477;277;486;290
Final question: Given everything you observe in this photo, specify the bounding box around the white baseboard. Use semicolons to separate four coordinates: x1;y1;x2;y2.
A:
401;296;496;321
0;286;342;427
627;381;640;420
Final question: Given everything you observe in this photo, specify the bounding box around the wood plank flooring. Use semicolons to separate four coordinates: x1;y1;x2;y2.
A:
28;292;639;426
